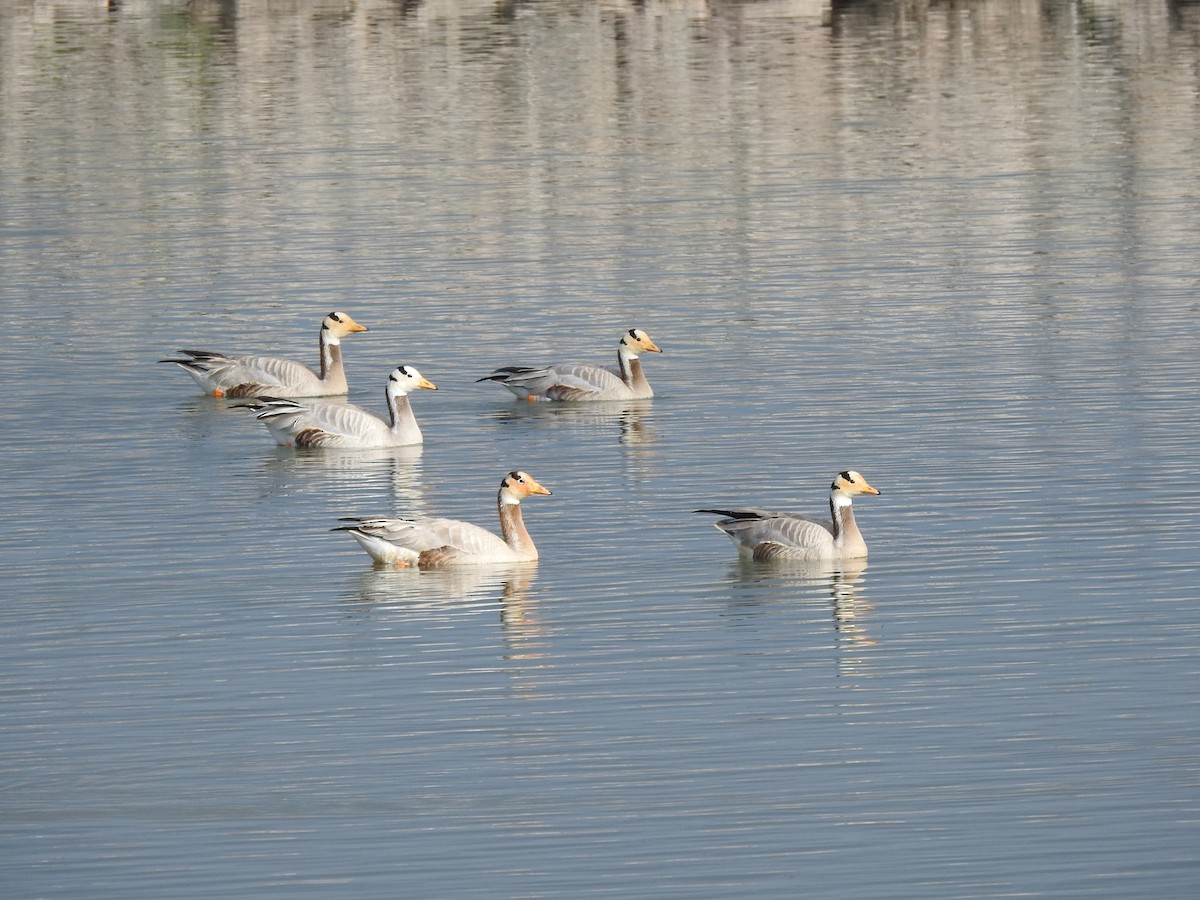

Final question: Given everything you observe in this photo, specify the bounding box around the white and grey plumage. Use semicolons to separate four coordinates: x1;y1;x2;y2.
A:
477;328;663;401
240;365;436;449
697;470;882;562
334;471;553;567
160;311;368;398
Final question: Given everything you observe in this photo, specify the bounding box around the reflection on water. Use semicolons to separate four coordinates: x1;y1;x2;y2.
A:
825;559;874;652
347;561;536;609
259;444;426;507
726;556;877;654
489;398;659;448
346;562;551;695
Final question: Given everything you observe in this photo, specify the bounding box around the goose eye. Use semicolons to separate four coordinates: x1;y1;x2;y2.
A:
330;313;343;322
628;329;638;339
839;471;854;482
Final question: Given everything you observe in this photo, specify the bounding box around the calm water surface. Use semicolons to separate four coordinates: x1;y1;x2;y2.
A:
2;1;1199;896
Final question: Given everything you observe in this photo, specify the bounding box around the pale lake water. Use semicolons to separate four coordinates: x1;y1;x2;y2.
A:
2;1;1199;897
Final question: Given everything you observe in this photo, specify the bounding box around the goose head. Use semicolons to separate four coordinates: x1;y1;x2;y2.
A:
830;470;881;507
322;311;369;342
386;365;437;396
619;328;662;357
499;470;553;505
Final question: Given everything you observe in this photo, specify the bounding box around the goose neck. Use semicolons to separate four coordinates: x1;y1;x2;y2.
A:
829;494;867;558
319;328;345;384
386;388;422;441
497;494;538;560
616;346;635;385
617;347;652;395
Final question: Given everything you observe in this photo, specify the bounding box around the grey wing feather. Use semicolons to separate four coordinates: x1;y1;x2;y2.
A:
545;363;627;397
344;516;509;559
165;351;320;396
214;354;320;393
339;517;449;552
252;398;387;445
748;541;798;562
698;508;835;558
719;515;835;555
483;363;630;400
424;519;512;559
289;401;384;437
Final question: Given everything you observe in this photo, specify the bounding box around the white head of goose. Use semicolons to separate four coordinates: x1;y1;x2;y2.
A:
160;311;369;398
335;471;553;567
696;470;881;562
240;364;436;449
477;327;663;401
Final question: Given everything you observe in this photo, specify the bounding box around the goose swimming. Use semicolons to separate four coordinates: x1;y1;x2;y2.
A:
697;470;881;561
335;471;553;567
478;328;662;401
160;311;368;398
240;365;435;449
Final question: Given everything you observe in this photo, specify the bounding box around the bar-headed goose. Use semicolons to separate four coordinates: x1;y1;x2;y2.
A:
335;471;553;567
696;470;881;561
240;365;436;449
477;328;662;401
160;311;368;398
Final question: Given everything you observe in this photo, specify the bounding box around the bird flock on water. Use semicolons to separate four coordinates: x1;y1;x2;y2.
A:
163;313;880;568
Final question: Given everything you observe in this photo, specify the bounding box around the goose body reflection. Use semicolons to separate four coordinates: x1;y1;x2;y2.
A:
257;444;425;512
335;471;552;567
491;397;659;447
724;556;876;650
697;470;881;561
350;562;537;610
160;311;368;398
478;328;662;401
239;365;436;449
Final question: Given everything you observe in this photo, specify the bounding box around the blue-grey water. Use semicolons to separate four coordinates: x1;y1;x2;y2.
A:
2;1;1199;896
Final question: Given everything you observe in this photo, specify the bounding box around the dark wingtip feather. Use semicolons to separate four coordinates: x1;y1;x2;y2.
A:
694;508;767;520
478;367;534;382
